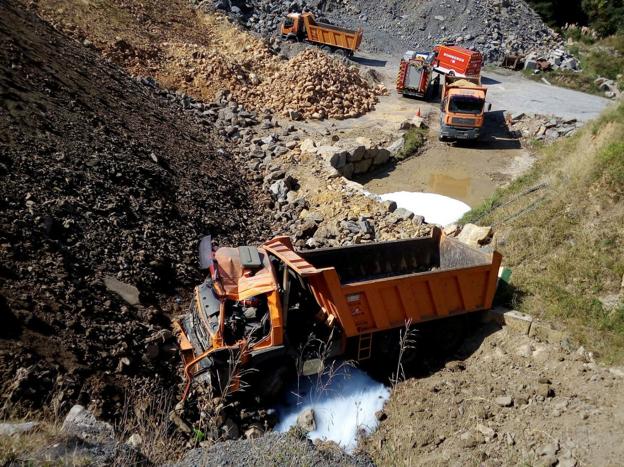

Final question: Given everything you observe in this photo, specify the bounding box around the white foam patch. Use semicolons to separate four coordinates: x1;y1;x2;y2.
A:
275;365;390;452
380;191;471;226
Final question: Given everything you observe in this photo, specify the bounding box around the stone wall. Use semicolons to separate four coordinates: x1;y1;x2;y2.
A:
300;137;392;179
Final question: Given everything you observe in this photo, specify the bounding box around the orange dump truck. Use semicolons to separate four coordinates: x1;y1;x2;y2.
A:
279;12;363;56
175;227;502;399
439;75;491;141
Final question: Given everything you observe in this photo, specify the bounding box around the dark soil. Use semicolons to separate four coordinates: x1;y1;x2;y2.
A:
0;0;270;420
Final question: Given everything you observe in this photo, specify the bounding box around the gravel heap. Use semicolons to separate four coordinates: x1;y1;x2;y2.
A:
158;41;280;102
175;432;374;466
210;0;563;63
0;0;269;419
202;0;325;36
237;49;386;119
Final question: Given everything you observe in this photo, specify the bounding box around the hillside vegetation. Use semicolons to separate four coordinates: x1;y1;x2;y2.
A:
526;0;624;36
462;103;624;362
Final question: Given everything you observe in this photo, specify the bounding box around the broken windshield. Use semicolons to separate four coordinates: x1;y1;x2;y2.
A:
449;96;484;115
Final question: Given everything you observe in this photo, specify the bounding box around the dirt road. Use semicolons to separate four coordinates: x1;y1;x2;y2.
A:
485;68;613;122
306;53;612;209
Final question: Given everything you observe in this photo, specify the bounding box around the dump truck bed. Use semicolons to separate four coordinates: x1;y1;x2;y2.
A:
305;21;362;51
264;228;502;337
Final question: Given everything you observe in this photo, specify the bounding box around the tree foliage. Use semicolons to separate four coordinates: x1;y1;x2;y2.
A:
526;0;624;36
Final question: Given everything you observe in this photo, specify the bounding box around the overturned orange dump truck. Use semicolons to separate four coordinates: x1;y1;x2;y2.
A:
175;227;502;400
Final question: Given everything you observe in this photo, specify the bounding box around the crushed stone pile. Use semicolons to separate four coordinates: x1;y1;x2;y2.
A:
212;0;563;63
197;0;325;36
175;432;374;466
237;49;387;119
157;41;280;102
0;0;269;420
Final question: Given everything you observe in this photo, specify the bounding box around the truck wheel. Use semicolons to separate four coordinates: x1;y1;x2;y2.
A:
334;49;347;57
321;45;332;53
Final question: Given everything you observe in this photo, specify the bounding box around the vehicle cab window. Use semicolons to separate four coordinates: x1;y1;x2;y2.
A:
223;295;270;345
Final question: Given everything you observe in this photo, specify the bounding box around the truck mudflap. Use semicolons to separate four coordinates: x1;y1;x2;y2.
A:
440;121;480;140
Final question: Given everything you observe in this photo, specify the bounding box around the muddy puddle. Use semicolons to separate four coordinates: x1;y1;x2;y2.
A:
359;138;533;208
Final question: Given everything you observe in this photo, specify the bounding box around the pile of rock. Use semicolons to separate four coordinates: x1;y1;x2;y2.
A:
595;77;622;100
0;3;272;421
299;137;391;179
206;0;563;63
157;41;280;102
259;143;432;250
326;0;560;63
523;48;580;73
237;49;386;119
507;113;583;140
206;0;324;37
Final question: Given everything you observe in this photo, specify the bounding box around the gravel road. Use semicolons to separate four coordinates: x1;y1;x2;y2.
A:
484;70;612;122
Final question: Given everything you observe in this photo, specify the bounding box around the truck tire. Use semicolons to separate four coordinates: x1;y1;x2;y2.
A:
334;49;347;57
320;45;332;53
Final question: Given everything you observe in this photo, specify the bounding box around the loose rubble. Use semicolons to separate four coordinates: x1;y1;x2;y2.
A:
175;432;374;466
31;0;381;121
237;49;386;119
506;113;583;141
523;48;580;73
0;1;270;421
594;77;622;100
210;0;564;63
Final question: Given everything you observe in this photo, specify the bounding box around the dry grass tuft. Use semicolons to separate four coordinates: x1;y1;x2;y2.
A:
462;103;624;362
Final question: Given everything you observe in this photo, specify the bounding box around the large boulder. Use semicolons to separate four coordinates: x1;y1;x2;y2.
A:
457;224;493;247
315;146;348;169
61;405;115;443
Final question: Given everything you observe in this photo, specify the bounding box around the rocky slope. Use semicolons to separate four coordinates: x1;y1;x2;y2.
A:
363;316;624;466
27;0;382;120
0;0;270;420
213;0;562;62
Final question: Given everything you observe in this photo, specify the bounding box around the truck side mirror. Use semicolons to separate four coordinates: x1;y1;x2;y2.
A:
488;103;492;112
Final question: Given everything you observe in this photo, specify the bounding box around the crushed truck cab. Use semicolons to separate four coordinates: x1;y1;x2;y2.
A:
175;228;502;400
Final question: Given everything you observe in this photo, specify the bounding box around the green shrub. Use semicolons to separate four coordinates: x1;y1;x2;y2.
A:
393;127;427;161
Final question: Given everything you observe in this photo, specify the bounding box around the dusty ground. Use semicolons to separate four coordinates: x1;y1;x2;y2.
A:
362;317;624;466
291;53;611;208
2;1;623;465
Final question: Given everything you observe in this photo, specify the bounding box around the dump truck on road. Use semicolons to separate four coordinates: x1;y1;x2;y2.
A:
439;75;490;141
175;227;502;400
279;12;363;56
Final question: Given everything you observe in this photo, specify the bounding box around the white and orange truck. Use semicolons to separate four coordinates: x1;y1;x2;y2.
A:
396;45;483;99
